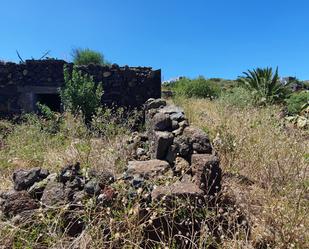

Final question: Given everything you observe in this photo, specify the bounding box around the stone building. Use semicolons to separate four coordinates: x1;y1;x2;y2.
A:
0;59;161;115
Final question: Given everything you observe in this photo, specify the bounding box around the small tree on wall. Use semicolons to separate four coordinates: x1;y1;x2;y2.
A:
60;66;103;120
71;48;110;66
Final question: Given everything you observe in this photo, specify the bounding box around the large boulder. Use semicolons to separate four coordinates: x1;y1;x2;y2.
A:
13;167;49;191
0;190;39;218
191;154;221;196
151;112;172;131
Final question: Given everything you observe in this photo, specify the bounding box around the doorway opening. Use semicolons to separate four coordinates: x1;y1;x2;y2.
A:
36;94;61;112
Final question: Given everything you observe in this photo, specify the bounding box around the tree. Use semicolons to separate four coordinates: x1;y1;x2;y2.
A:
71;48;110;66
60;66;103;120
238;67;291;104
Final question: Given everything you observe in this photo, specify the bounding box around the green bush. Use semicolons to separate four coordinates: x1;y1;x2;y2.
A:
72;48;110;66
238;67;291;104
60;66;103;121
218;87;254;108
171;77;221;99
286;91;309;115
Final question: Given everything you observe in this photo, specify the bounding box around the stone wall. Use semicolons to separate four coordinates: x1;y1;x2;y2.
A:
0;99;223;247
0;59;161;114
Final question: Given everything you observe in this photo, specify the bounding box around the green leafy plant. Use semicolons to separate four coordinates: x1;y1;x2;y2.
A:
169;77;221;99
218;87;254;108
60;66;103;121
286;90;309;115
238;67;291;104
72;48;110;65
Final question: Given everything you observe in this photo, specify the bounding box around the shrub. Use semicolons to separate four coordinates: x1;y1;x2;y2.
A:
72;48;110;66
286;91;309;115
219;87;254;108
238;67;291;104
60;66;103;121
171;77;221;99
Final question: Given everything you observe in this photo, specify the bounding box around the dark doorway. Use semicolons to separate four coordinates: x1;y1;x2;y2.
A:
36;94;61;112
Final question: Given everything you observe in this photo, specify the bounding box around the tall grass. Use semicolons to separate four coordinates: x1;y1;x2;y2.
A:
174;96;309;248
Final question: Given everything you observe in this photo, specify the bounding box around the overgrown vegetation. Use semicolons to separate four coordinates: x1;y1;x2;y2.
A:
174;96;309;248
0;63;308;248
286;90;309;115
72;48;110;66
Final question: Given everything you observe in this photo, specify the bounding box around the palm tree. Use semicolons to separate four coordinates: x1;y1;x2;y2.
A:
239;67;291;104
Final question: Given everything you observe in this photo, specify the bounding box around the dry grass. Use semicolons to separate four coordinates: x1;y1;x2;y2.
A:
174;96;309;248
0;99;308;248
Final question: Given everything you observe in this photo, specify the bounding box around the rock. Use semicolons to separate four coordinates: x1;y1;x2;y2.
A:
13;167;49;191
165;144;178;164
84;179;101;196
173;136;191;158
126;160;170;179
182;127;212;154
97;186;115;203
88;169;115;186
145;98;166;110
0;190;39;218
72;191;87;204
172;127;184;136
174;157;190;174
191;154;221;196
151;181;204;201
151;112;172;131
151;131;174;159
159;105;184;118
136;147;146;157
41;181;68;206
171;120;179;130
28;173;57;199
66;176;84;191
59;163;81;184
131;177;145;188
179;120;189;129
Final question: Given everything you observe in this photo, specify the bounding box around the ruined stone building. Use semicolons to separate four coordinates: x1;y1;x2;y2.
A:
0;59;161;115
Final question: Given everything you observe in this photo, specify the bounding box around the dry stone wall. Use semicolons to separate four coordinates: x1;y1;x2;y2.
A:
0;99;223;247
0;59;161;114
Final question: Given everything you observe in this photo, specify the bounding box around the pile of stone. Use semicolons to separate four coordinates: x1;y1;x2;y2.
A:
126;98;222;202
0;163;115;219
0;98;222;245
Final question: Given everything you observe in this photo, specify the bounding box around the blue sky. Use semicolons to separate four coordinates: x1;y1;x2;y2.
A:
0;0;308;80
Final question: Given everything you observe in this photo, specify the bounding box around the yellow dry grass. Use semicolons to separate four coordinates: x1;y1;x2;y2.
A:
174;96;309;248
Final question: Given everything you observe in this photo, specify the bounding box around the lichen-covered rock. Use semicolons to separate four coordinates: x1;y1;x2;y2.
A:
28;173;57;199
191;154;221;196
0;190;39;218
126;160;170;180
151;181;204;201
13;167;49;191
41;181;69;206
